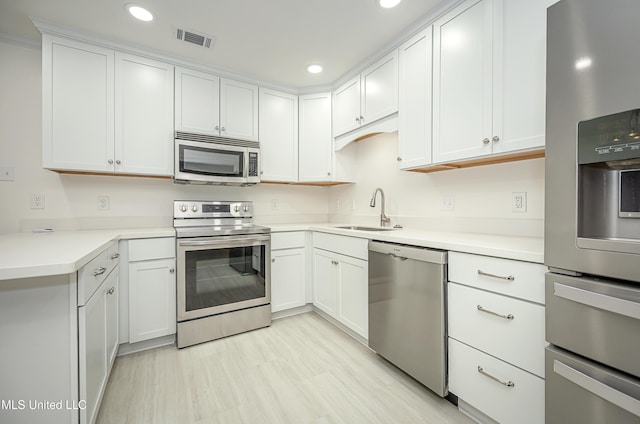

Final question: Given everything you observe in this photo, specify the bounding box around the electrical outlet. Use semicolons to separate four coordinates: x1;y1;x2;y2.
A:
97;196;110;211
0;166;15;181
30;193;45;209
440;195;455;211
512;192;527;213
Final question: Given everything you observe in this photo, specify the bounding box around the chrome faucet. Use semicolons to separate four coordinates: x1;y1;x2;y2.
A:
370;188;391;227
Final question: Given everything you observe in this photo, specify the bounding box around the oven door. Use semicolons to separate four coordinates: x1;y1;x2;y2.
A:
177;234;270;321
174;139;248;184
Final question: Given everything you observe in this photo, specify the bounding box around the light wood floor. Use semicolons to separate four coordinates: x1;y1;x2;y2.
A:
97;312;474;424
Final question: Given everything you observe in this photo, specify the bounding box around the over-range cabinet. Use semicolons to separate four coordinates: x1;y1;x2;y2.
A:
545;0;640;423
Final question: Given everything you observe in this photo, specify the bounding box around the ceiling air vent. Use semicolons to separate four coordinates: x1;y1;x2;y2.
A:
174;27;215;49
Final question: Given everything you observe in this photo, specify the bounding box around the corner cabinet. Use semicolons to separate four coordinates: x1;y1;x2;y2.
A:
42;35;173;176
259;88;299;182
332;50;399;138
432;0;549;163
397;26;434;170
312;233;368;339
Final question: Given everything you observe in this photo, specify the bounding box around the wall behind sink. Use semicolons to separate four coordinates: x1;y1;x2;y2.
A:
329;133;545;237
0;40;329;235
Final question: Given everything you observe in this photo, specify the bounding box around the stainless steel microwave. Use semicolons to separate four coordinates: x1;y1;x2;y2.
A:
174;132;260;186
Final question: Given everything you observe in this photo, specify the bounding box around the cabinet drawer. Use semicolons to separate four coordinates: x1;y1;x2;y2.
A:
449;338;544;424
313;232;368;260
448;282;546;377
128;237;175;262
78;241;119;306
271;231;306;250
449;251;546;303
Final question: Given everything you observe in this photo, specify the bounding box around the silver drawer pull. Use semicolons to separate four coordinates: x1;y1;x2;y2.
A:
93;266;107;277
110;253;120;260
107;287;115;295
477;366;515;388
477;305;514;320
477;270;515;281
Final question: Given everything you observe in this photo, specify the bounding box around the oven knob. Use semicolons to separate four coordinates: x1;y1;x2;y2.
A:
234;205;241;212
179;204;188;212
243;205;250;212
191;204;198;212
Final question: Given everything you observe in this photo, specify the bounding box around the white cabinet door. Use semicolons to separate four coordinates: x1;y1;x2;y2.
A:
105;271;119;368
337;254;368;339
259;88;298;182
271;248;306;313
332;76;361;137
220;78;259;141
313;249;339;317
433;0;493;163
398;26;433;170
115;53;174;176
492;0;550;154
43;36;114;172
299;92;333;182
360;50;399;126
79;279;108;424
129;258;176;343
175;67;220;135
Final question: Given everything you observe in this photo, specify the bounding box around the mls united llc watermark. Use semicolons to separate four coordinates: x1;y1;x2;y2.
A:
1;399;87;411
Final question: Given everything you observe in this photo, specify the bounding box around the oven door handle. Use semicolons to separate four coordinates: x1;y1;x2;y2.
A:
178;235;269;249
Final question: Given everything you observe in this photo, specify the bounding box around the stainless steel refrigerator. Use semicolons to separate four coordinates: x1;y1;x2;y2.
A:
545;0;640;422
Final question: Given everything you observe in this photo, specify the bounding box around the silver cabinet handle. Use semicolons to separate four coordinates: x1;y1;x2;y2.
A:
327;172;331;176
360;115;364;122
477;304;514;320
477;366;515;388
477;270;515;281
397;157;402;162
355;117;360;122
169;268;175;274
221;127;226;132
110;253;120;260
272;258;275;263
553;360;640;417
492;136;500;143
93;266;107;277
108;159;114;164
482;138;490;144
331;260;339;265
215;125;220;131
115;159;121;165
107;287;115;295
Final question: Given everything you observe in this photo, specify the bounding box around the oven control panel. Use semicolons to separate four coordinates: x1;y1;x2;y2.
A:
174;201;253;218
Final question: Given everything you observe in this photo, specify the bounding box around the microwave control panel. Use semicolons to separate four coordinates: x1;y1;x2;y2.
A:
248;152;259;177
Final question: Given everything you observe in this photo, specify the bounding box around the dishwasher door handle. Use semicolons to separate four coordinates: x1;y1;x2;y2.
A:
389;253;408;261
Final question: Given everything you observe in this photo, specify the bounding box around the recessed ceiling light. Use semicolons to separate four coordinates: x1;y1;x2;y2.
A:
126;4;154;22
377;0;402;8
307;64;323;74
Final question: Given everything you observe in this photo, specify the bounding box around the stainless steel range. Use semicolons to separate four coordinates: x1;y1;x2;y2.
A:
174;200;271;348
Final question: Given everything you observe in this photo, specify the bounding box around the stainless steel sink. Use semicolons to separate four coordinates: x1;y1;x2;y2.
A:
335;225;396;232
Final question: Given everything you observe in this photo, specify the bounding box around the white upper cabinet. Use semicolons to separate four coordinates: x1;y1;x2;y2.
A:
332;50;399;138
220;78;259;141
259;88;298;182
432;0;548;163
174;67;220;135
115;53;173;176
398;26;434;170
43;37;115;173
175;68;258;142
42;35;173;176
299;93;333;182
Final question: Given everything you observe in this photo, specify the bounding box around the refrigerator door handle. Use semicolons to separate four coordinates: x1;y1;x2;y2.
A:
554;360;640;417
553;282;640;320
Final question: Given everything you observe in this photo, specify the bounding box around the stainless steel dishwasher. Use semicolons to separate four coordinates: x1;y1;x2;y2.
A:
368;240;448;396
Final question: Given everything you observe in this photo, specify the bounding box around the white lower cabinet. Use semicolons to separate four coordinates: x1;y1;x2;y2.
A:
271;232;307;313
447;251;546;423
312;233;368;339
78;244;119;424
127;238;176;344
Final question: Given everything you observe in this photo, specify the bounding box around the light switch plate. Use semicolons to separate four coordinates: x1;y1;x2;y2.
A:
0;166;15;181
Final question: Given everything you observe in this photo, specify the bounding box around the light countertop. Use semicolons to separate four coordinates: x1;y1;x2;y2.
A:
268;223;544;264
0;227;174;281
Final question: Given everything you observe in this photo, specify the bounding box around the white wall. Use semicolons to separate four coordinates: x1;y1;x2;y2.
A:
329;133;545;237
0;40;329;235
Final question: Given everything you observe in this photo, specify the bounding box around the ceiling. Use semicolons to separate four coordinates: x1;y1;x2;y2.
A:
0;0;446;90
